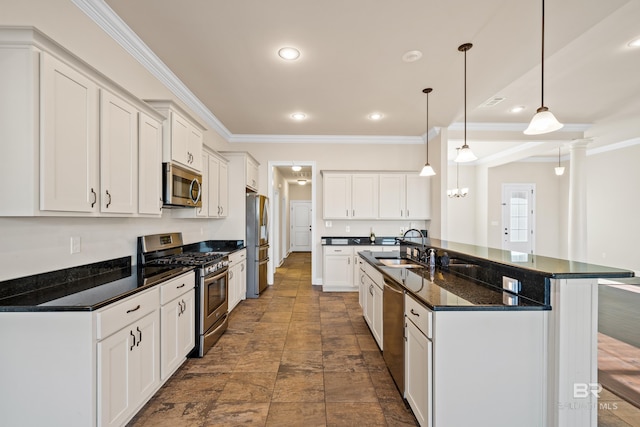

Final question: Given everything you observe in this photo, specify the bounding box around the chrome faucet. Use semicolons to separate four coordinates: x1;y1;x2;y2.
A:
402;228;425;246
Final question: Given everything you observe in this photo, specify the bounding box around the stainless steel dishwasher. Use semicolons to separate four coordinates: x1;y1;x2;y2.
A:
383;278;405;394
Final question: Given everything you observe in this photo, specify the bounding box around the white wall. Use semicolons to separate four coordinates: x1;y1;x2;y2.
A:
587;144;640;272
288;183;312;200
486;162;568;259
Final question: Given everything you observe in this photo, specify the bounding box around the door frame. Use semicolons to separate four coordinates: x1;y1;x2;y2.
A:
501;183;536;256
268;160;317;285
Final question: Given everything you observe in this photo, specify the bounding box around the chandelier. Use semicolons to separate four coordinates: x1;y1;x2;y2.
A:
448;148;469;198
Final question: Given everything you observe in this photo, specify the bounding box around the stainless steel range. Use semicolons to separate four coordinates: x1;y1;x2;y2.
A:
138;232;229;357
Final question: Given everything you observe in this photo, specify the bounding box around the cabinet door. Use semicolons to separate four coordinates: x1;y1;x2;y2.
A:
364;278;374;329
98;325;134;427
324;253;354;288
187;125;203;172
40;52;99;213
352;174;378;219
100;89;138;214
208;156;220;218
372;284;384;349
130;311;160;406
405;319;432;427
323;174;351;219
138;112;162;215
228;264;239;312
246;158;259;191
170;112;189;167
161;290;195;379
379;174;405;219
238;260;246;302
196;153;209;217
358;262;366;309
406;175;431;219
219;161;229;217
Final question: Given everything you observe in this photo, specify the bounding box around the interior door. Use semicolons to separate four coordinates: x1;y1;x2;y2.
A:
291;201;312;252
501;183;535;256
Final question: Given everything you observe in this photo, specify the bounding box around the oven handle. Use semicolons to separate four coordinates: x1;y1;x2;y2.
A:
204;268;228;285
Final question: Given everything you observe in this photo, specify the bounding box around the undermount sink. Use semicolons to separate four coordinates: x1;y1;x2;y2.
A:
378;258;423;268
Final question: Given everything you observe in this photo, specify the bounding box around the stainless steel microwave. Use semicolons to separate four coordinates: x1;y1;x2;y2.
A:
162;162;202;208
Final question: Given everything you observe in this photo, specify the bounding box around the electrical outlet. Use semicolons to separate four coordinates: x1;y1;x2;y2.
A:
325;221;332;228
346;225;350;232
70;236;81;254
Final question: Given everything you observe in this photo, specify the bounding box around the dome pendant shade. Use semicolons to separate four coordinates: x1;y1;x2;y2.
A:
420;163;436;177
524;106;564;135
454;144;477;163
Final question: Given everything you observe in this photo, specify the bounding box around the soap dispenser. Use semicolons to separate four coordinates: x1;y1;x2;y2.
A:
369;228;376;244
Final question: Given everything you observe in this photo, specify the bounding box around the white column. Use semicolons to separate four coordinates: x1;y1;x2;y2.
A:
568;139;590;262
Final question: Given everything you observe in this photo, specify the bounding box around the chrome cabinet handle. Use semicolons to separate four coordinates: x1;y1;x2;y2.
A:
410;308;420;317
241;264;244;272
136;327;142;346
177;283;185;289
369;285;374;296
105;190;112;208
90;188;97;208
130;330;136;351
229;271;233;280
126;304;140;314
159;198;163;211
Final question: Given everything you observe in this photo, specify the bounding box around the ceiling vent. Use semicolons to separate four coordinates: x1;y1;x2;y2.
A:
480;96;506;108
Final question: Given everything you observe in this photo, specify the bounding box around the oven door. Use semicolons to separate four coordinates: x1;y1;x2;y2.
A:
202;268;228;333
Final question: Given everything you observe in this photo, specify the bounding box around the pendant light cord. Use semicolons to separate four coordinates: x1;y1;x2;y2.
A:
426;90;430;163
464;48;467;147
541;0;545;108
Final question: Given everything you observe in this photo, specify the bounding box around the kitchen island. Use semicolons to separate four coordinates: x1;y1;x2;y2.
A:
358;238;633;427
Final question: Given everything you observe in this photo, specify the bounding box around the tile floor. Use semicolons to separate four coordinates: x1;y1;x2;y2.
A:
128;252;640;427
128;252;417;426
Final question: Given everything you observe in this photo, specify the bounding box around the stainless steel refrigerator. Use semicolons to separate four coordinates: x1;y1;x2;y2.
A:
246;193;269;298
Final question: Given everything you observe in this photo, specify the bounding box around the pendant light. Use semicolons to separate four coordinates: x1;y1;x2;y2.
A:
448;148;469;198
420;88;436;177
455;43;477;163
554;146;565;175
524;0;563;135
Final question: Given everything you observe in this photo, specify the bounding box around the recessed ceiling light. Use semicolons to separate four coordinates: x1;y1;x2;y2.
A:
510;106;525;113
291;165;302;172
278;47;300;60
368;112;383;120
291;112;306;120
402;50;423;63
628;37;640;48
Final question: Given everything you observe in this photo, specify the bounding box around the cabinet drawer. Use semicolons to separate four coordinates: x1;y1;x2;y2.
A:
229;249;246;264
160;271;195;305
405;294;432;339
324;246;353;255
96;287;159;340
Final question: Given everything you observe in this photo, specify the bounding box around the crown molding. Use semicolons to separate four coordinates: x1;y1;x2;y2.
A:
71;0;232;140
228;134;423;145
447;122;591;133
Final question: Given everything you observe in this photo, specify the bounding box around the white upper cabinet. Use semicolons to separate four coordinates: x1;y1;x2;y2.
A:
99;89;138;214
40;52;99;213
322;172;378;219
138;112;163;215
147;100;205;173
0;28;165;217
246;156;259;192
379;173;431;219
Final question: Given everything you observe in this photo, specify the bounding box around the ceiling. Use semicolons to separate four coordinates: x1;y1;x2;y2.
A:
102;0;640;163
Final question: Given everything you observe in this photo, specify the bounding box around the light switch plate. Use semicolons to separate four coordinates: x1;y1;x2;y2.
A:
502;276;521;294
70;236;81;254
345;225;350;232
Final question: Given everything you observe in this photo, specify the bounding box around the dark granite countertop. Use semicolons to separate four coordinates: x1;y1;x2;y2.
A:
400;237;634;279
360;251;548;311
0;257;193;312
321;236;400;246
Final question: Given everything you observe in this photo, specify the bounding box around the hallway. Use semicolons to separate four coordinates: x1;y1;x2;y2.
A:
128;252;417;426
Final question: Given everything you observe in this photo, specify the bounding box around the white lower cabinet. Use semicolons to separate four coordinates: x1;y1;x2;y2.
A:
403;293;546;427
97;291;160;427
323;246;355;291
160;272;195;380
360;259;383;350
228;249;247;312
405;296;432;427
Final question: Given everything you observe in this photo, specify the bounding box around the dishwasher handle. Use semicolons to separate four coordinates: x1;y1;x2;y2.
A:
384;280;404;295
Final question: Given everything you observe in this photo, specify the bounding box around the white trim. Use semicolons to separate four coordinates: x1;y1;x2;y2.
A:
448;121;591;133
230;133;423;145
71;0;232;140
586;137;640;156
